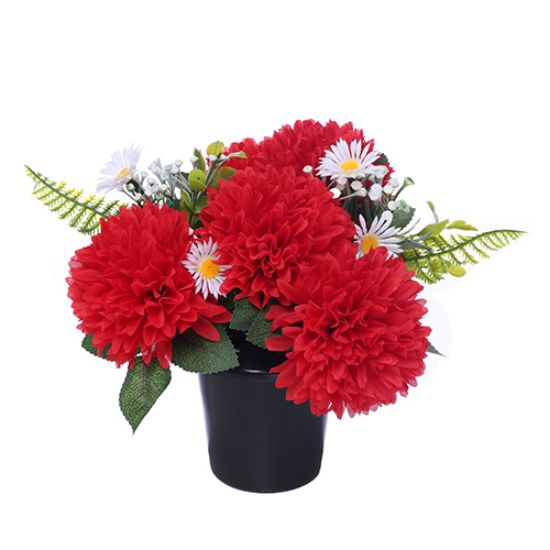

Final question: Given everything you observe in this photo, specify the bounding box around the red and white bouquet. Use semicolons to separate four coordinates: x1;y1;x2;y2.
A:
27;120;522;430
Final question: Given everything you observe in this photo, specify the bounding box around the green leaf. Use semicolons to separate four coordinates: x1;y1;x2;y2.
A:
206;141;225;157
447;264;466;277
427;342;445;356
194;195;208;212
189;169;206;191
230;299;259;331
179;190;193;213
26;166;120;235
193;148;206;171
246;310;278;350
172;325;239;374
211;166;236;188
374;153;389;165
119;358;171;433
403;229;524;284
447;220;478;231
229;299;280;349
417;219;449;239
427;200;438;222
82;334;111;360
392;206;416;229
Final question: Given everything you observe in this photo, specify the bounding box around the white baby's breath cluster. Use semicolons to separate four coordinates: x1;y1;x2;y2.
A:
95;142;245;222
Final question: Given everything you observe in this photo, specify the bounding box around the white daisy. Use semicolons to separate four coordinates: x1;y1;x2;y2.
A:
317;139;381;181
354;211;403;258
183;238;228;299
97;145;141;194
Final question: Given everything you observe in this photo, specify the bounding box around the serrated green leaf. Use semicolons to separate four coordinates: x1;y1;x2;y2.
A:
229;299;259;331
119;358;171;433
229;299;280;349
447;220;478;231
172;325;239;373
392;206;416;229
246;310;278;350
82;334;111;360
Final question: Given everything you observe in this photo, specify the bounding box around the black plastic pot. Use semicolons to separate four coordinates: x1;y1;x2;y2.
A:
199;331;327;493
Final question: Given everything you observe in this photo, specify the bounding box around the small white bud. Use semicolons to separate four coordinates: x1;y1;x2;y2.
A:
330;188;342;199
303;165;313;174
355;188;367;198
368;183;383;201
369;166;388;179
388;200;397;211
207;154;217;162
336;175;348;187
350;180;363;191
383;184;394;195
189;155;199;164
389;177;400;188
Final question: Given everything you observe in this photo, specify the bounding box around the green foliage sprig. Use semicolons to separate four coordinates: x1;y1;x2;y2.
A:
403;229;524;284
26;166;120;235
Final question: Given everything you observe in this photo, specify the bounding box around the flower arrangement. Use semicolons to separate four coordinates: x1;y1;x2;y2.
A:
27;120;523;431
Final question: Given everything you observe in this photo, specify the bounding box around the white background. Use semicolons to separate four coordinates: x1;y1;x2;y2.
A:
1;1;548;549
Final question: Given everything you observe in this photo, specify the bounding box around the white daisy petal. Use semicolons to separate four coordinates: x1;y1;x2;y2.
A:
317;138;386;182
353;212;403;259
183;238;229;299
97;144;141;195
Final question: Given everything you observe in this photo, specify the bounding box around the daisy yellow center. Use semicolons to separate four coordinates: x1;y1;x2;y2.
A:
117;166;130;179
340;159;360;173
198;258;220;279
361;235;379;253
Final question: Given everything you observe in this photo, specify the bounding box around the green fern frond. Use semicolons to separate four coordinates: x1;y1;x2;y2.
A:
403;229;524;284
26;166;120;235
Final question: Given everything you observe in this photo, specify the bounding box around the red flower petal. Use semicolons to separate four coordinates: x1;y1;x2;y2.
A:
267;248;430;417
68;203;230;367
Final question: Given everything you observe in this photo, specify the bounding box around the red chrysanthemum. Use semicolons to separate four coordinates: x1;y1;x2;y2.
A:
200;165;356;309
265;247;431;417
67;202;231;368
227;119;393;180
